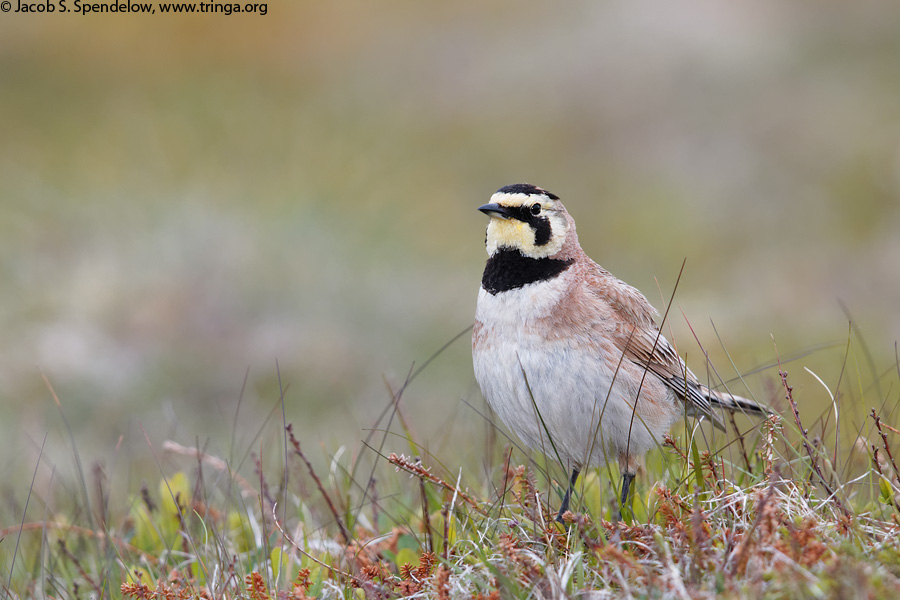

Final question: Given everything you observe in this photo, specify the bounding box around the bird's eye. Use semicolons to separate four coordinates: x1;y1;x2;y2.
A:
530;203;542;216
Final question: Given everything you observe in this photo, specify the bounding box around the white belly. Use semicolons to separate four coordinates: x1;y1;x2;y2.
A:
473;283;669;470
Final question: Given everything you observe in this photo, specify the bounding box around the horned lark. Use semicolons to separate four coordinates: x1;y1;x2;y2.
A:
472;183;768;520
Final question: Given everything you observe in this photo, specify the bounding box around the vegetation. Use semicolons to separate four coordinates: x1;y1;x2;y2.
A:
4;333;900;599
3;4;900;599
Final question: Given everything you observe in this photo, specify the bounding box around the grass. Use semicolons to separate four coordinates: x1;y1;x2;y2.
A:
3;5;900;598
4;331;900;599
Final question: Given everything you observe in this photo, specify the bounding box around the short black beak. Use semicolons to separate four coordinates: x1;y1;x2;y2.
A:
477;203;513;219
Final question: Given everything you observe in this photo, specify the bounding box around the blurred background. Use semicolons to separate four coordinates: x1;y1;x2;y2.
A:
1;1;899;490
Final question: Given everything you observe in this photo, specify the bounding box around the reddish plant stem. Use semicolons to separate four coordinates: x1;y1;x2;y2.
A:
780;370;850;517
871;409;900;487
286;424;352;546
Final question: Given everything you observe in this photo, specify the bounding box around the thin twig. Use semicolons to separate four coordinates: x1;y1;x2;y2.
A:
625;259;687;478
286;424;352;545
387;453;480;510
497;447;514;520
57;540;102;597
728;411;752;474
271;505;362;588
441;503;450;561
870;445;900;513
417;458;434;554
871;409;900;487
779;370;850;517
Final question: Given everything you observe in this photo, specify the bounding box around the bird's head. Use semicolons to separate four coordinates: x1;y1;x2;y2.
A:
478;183;573;259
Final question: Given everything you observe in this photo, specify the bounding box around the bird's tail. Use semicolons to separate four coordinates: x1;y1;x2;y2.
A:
703;386;771;431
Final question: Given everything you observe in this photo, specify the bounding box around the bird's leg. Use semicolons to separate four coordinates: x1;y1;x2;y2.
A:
620;471;635;510
617;453;637;522
555;467;581;523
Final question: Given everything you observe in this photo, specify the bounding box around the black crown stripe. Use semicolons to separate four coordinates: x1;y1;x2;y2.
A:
496;183;560;200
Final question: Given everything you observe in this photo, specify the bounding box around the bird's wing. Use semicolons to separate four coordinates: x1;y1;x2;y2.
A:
583;263;720;422
613;323;720;421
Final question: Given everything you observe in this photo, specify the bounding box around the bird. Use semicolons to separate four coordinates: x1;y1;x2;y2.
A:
472;183;769;521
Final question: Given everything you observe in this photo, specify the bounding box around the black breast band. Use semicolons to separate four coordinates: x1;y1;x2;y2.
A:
481;249;573;295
